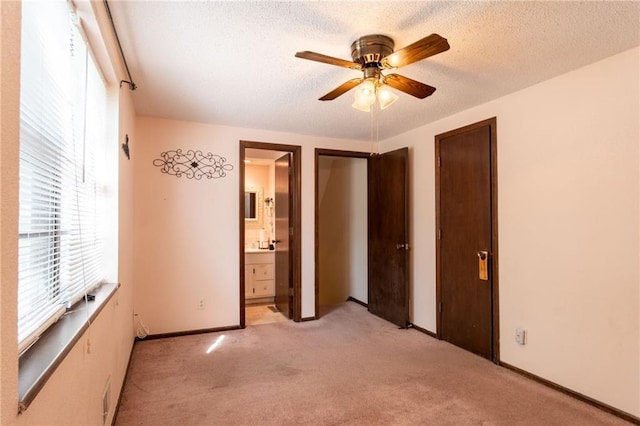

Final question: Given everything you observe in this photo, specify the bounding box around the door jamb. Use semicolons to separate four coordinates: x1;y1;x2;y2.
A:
314;148;370;319
434;117;499;363
240;140;302;327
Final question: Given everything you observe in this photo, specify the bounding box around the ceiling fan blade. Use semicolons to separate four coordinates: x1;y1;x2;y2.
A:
319;78;362;101
381;34;450;69
384;74;436;99
295;51;362;70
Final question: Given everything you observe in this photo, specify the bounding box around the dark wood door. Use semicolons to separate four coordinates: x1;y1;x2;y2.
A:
275;153;292;318
437;119;496;360
368;148;409;327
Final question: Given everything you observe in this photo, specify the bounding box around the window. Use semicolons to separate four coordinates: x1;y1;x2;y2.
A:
18;0;111;354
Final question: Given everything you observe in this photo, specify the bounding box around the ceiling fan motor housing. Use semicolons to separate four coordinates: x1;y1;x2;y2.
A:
351;34;395;79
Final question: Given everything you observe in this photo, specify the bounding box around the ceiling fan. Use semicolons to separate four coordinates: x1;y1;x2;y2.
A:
295;34;449;111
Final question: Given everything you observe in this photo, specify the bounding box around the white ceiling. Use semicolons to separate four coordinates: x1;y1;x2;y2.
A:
108;1;639;141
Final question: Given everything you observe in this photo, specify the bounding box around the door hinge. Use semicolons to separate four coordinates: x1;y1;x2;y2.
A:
289;288;294;297
289;226;294;236
437;156;441;168
439;302;442;313
438;229;442;240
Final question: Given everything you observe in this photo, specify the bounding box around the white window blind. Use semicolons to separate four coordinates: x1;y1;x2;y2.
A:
18;0;109;354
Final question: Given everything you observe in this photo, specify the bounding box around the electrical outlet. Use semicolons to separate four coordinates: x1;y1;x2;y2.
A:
198;299;205;310
515;328;527;345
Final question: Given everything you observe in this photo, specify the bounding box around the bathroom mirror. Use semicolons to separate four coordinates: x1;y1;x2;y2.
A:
244;186;263;228
244;192;257;220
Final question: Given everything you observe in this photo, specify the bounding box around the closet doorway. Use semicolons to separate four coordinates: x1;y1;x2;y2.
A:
315;149;369;317
315;148;410;326
239;141;301;327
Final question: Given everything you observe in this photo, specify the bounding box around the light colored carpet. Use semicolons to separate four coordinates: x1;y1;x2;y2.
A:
115;302;629;425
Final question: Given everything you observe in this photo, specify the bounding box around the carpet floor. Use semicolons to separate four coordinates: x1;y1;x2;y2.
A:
115;302;630;425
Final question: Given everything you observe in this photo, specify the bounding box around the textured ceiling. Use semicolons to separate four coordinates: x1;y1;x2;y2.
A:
108;1;639;141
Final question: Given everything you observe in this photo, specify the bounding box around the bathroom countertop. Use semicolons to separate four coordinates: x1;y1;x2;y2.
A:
245;248;274;254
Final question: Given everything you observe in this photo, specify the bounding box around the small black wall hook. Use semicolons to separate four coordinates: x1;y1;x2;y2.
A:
122;134;130;160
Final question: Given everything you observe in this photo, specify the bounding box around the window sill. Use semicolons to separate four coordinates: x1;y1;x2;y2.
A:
18;282;118;414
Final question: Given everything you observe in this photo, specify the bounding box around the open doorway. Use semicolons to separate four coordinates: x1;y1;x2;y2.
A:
315;149;370;317
315;148;410;326
240;141;301;327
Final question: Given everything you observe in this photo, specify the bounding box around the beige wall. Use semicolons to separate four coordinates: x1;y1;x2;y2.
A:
133;117;372;333
380;47;640;417
114;84;136;409
245;163;270;189
0;1;136;424
0;1;22;423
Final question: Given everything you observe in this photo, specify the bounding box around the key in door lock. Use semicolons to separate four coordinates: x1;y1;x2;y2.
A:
477;251;489;281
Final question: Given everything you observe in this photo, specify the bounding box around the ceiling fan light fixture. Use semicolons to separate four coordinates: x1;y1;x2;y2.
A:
352;80;376;111
376;85;398;110
351;99;371;112
352;80;398;112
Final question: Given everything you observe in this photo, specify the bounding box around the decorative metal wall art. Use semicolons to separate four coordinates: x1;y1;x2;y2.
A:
153;149;233;180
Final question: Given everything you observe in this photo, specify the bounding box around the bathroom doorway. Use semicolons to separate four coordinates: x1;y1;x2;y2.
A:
239;141;301;327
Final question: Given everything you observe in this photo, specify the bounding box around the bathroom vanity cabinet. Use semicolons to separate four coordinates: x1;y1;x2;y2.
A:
245;251;275;301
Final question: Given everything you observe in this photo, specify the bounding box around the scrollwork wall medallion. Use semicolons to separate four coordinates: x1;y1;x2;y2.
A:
152;149;233;180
